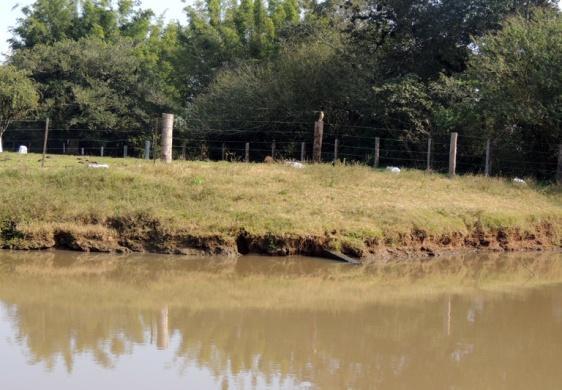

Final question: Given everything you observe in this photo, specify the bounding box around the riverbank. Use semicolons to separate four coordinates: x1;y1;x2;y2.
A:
0;153;560;261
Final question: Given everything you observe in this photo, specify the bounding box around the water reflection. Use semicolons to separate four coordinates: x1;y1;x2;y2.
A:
1;251;562;389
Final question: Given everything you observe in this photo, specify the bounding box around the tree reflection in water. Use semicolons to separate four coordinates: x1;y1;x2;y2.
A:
1;251;562;389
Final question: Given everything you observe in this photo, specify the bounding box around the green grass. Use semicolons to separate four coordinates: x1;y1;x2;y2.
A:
0;152;560;242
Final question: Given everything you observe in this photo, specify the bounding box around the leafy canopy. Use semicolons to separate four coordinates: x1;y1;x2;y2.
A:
0;65;39;134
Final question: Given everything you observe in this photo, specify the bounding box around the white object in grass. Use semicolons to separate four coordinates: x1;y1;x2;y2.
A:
88;163;109;169
286;161;304;169
386;166;401;174
512;177;526;185
18;145;28;154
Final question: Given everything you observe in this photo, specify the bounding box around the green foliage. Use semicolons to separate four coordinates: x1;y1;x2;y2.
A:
174;0;306;100
189;29;359;132
10;0;78;48
0;65;38;142
3;0;561;179
466;9;561;140
436;9;562;175
345;0;558;79
9;0;179;128
371;76;434;141
11;37;170;130
10;0;155;49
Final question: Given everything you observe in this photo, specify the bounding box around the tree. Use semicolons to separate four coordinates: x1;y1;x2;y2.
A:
10;0;78;48
372;75;434;142
10;0;154;49
251;0;275;57
344;0;558;80
11;37;172;131
458;8;562;175
188;28;360;134
235;0;255;44
0;66;39;153
175;0;296;103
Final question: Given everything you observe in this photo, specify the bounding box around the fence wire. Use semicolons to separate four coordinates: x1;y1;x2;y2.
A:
1;119;560;182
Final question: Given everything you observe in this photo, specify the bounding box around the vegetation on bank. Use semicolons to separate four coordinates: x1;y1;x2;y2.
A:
0;153;560;257
0;1;560;178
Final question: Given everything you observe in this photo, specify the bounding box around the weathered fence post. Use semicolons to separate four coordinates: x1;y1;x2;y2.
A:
301;142;306;162
100;145;104;157
449;132;458;177
144;140;151;160
221;143;226;161
62;142;66;155
81;147;84;156
123;145;128;158
181;142;187;160
334;138;339;162
557;144;562;184
201;143;208;160
312;112;324;163
426;137;432;172
271;140;276;159
485;139;492;177
161;113;174;163
41;118;49;168
374;137;380;168
245;142;250;162
152;125;157;164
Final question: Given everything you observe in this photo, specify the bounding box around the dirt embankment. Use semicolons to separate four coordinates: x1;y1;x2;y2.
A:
0;215;560;262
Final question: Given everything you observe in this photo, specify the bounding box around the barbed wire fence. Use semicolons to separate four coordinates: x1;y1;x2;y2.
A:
2;117;561;184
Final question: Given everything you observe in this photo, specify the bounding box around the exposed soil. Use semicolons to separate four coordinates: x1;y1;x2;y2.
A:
0;215;560;262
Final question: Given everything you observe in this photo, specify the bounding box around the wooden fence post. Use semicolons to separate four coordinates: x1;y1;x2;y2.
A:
449;132;458;177
201;143;208;160
81;147;84;156
100;145;104;157
374;137;380;168
271;140;276;159
144;140;151;160
334;138;339;162
426;137;432;172
245;142;250;162
485;139;491;177
161;113;174;163
62;142;66;155
123;145;128;158
557;144;562;184
312;112;324;163
181;142;187;160
41;118;49;168
301;142;306;162
221;143;226;161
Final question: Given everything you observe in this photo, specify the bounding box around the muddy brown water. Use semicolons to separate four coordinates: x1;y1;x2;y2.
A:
1;251;562;389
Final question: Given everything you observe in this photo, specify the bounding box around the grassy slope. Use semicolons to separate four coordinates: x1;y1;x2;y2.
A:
0;152;560;247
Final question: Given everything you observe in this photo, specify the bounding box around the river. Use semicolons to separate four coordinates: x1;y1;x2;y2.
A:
0;250;561;389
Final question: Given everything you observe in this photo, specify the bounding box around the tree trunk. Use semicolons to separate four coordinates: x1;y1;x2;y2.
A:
0;133;3;153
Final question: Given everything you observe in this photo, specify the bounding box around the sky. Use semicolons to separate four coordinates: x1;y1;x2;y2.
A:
0;0;188;60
